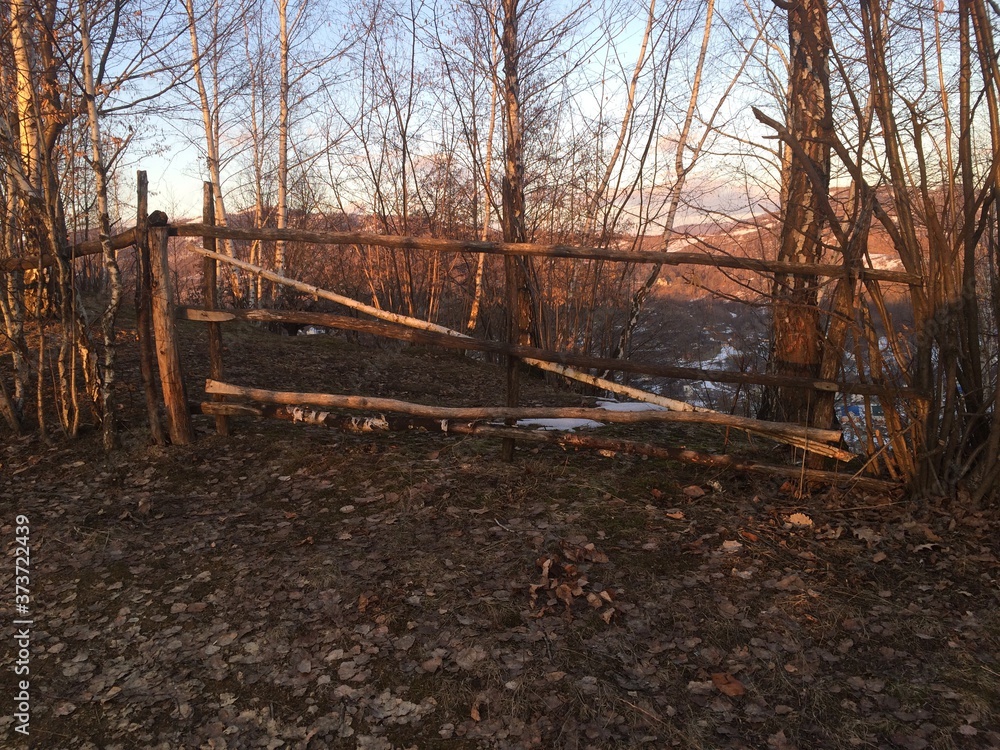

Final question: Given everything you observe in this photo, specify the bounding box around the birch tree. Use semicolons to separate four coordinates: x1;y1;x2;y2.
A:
613;0;744;362
78;0;124;449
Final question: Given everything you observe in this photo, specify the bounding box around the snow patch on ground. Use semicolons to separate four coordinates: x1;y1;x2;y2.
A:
516;418;605;431
595;399;667;413
867;254;905;271
702;343;742;367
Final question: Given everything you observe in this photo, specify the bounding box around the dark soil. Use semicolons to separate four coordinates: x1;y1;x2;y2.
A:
1;317;999;749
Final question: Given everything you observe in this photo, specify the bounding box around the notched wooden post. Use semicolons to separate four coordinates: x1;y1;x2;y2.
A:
135;171;166;445
149;218;194;445
203;182;229;436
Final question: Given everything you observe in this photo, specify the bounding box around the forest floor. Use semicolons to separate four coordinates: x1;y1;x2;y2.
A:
1;316;999;749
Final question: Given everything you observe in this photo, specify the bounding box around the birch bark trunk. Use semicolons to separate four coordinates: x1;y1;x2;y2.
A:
79;0;122;449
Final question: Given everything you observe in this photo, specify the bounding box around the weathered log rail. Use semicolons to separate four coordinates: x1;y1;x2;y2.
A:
3;220;923;287
171;223;922;285
0;228;139;273
204;378;850;459
194;401;899;493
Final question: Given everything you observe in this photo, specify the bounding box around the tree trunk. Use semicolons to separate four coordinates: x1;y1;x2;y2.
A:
500;0;532;461
766;0;832;430
275;0;291;306
467;14;501;333
80;0;122;450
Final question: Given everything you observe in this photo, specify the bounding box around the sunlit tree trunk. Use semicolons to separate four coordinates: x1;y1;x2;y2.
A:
500;0;532;460
274;0;290;306
467;9;500;333
8;0;93;434
765;0;831;428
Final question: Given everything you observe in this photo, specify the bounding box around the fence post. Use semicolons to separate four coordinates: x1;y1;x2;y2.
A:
502;255;532;461
135;171;166;445
149;222;194;445
203;183;229;436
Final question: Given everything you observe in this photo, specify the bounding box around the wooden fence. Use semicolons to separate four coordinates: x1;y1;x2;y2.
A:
7;175;916;492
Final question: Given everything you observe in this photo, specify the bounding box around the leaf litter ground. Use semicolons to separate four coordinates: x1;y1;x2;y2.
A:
1;319;999;749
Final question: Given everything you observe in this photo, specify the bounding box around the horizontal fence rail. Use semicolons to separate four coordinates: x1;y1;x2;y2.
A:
0;221;923;287
171;223;923;285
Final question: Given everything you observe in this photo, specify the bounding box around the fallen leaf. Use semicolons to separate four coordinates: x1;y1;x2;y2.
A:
455;645;487;670
555;583;575;607
776;574;806;591
711;672;746;697
537;556;554;582
686;680;714;695
582;542;609;563
421;656;442;673
786;512;813;527
852;526;881;544
767;729;797;750
470;696;485;721
683;485;706;498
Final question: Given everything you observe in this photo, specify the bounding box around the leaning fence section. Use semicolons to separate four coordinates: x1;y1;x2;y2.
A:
2;176;919;493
